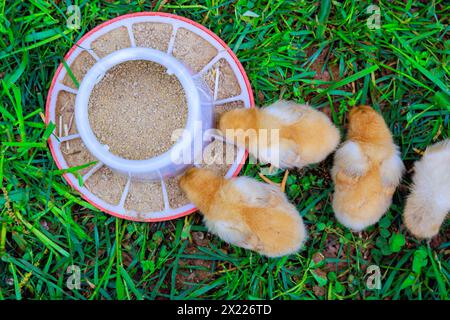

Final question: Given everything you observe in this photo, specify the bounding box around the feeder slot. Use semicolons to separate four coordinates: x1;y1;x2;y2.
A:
82;161;104;183
59;133;81;143
160;178;171;211
118;177;132;209
166;24;180;55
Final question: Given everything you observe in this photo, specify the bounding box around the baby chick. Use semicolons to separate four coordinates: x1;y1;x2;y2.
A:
218;100;340;169
404;139;450;239
179;167;307;257
331;106;404;231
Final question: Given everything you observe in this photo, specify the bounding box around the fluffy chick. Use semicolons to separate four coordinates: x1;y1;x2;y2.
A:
179;167;307;257
331;106;404;231
404;139;450;239
218;100;340;169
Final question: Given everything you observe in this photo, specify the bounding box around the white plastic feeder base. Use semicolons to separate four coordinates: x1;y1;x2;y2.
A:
46;12;254;222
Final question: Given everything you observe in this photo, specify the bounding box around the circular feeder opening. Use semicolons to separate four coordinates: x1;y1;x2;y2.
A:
46;13;254;221
88;59;188;160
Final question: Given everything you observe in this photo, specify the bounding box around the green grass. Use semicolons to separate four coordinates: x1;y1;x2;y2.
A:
1;0;449;300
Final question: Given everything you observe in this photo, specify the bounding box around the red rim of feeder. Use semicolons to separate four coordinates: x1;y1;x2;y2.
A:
45;12;254;222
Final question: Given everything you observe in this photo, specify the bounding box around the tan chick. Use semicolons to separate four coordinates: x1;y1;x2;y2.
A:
404;139;450;239
218;100;340;169
331;106;404;231
179;167;307;257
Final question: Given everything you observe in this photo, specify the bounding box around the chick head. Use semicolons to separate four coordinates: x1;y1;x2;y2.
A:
218;108;259;148
218;108;258;132
348;105;392;144
179;167;222;210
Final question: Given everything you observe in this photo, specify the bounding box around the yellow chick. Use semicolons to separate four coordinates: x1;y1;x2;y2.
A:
218;100;340;169
331;106;404;231
179;167;307;257
404;139;450;239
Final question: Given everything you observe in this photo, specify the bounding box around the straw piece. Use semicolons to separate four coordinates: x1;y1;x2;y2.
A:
55;91;76;137
63;123;70;150
258;172;280;186
203;58;242;100
280;170;289;193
